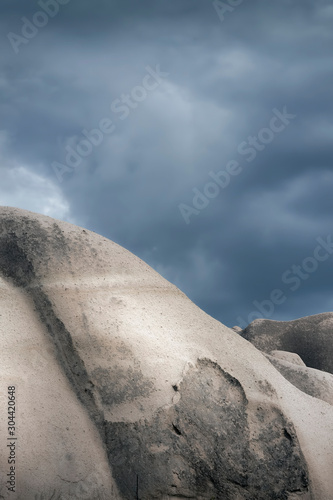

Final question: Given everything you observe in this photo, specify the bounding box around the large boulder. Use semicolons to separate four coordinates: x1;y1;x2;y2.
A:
241;314;333;374
0;207;332;499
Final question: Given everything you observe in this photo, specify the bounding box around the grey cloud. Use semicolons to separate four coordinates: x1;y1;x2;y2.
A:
1;0;333;326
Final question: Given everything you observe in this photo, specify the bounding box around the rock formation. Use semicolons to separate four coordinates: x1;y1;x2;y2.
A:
0;207;332;499
241;314;333;374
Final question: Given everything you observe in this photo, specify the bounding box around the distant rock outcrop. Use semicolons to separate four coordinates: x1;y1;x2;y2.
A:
241;314;333;374
0;207;332;499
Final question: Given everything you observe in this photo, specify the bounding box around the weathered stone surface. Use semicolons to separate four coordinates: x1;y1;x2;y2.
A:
0;207;332;499
265;354;333;407
270;350;306;367
106;359;309;499
241;314;333;374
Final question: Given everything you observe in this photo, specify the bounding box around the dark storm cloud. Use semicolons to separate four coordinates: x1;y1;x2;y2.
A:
1;0;333;327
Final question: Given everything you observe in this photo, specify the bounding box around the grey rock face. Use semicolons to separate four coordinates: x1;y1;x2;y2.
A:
266;354;333;407
106;359;308;499
241;314;333;374
0;207;332;499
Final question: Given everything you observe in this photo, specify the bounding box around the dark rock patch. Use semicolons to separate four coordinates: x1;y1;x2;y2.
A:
105;359;309;499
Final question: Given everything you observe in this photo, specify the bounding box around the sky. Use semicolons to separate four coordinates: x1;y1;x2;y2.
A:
1;0;333;328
